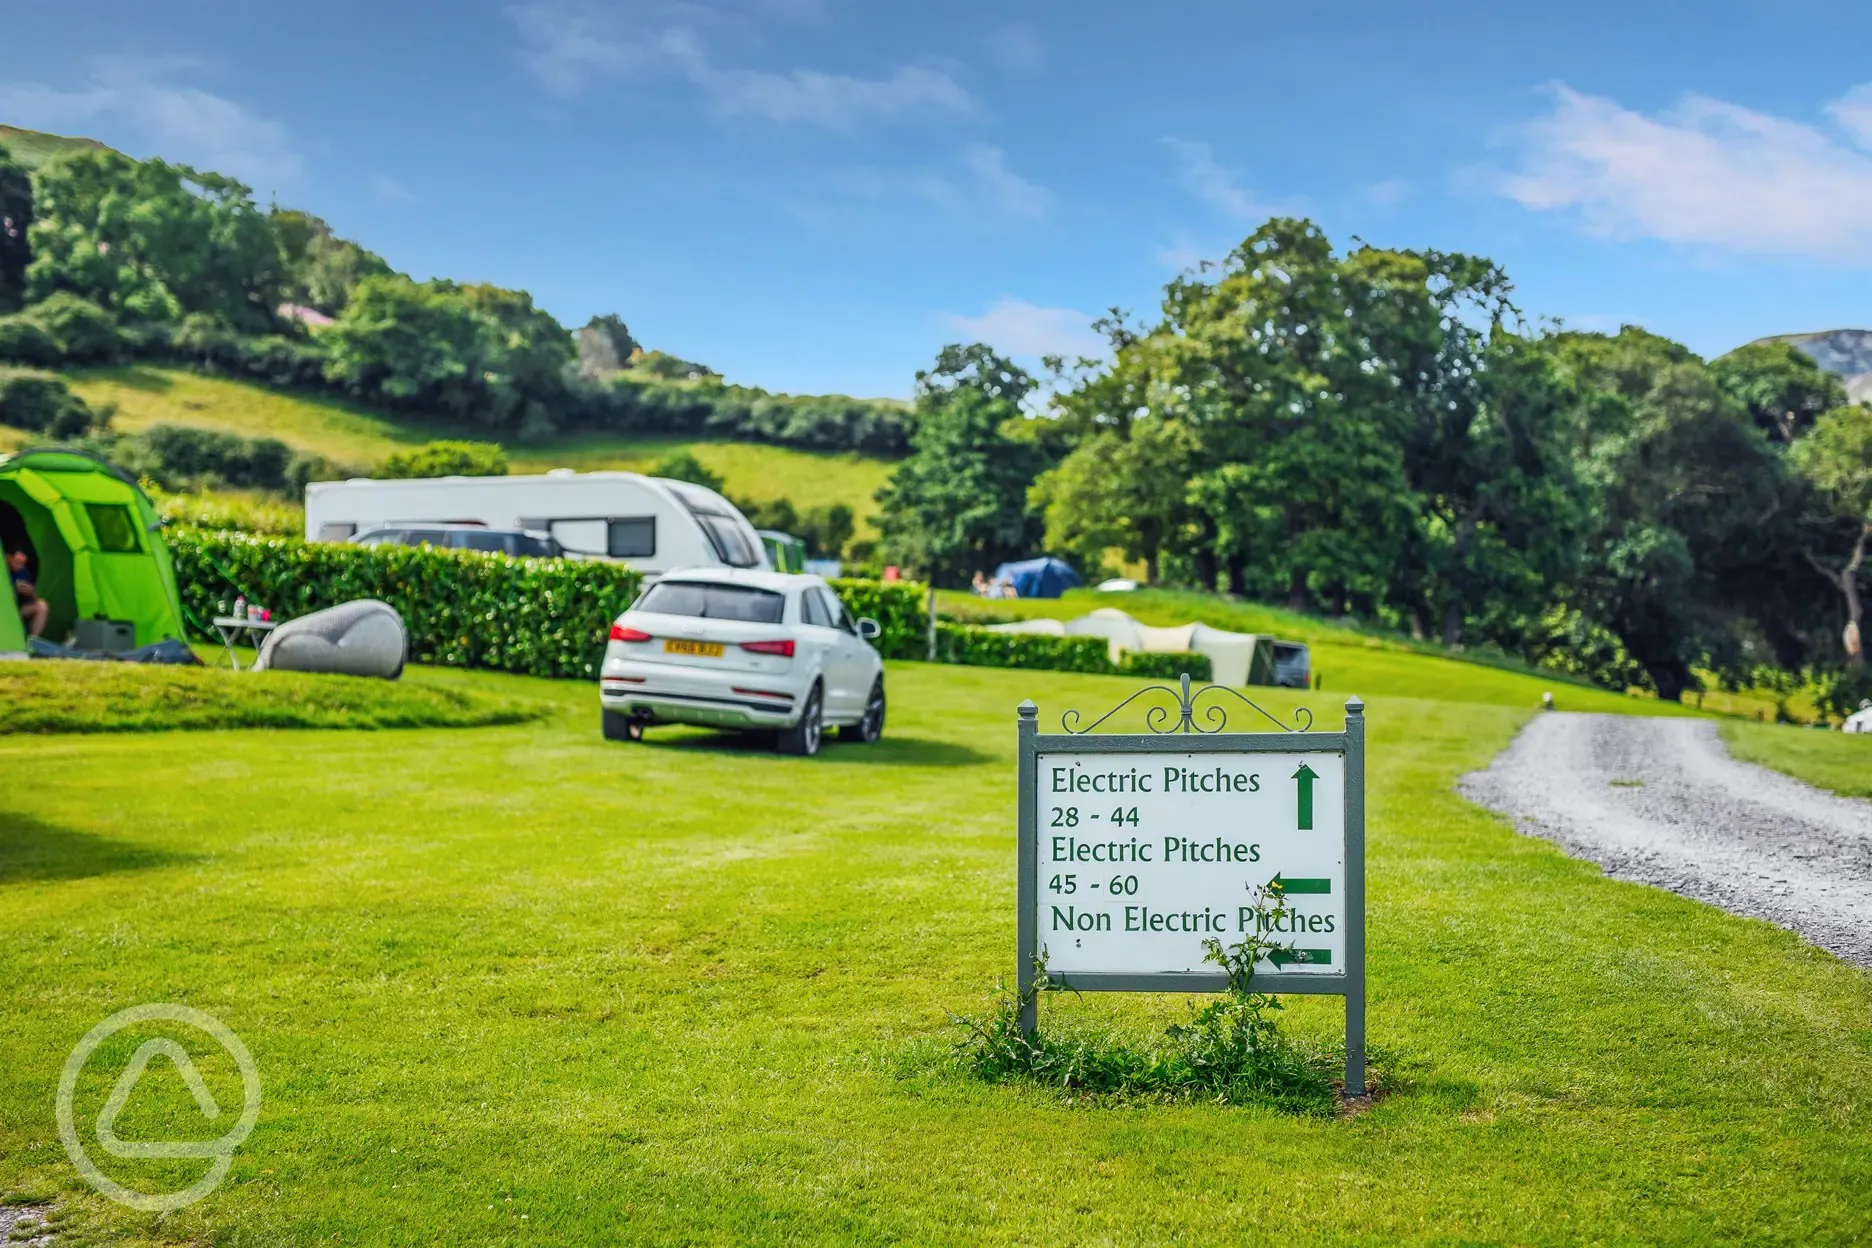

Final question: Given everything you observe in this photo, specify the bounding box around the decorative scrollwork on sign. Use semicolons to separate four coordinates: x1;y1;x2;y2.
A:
1060;672;1314;735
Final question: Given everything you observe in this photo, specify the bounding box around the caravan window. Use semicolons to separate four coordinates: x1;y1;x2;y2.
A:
607;517;656;558
456;530;511;553
695;513;760;568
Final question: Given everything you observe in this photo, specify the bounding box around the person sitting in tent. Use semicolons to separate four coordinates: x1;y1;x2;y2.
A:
8;548;47;638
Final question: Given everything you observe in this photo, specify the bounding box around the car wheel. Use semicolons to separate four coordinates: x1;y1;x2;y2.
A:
776;683;823;757
841;677;885;743
603;709;645;742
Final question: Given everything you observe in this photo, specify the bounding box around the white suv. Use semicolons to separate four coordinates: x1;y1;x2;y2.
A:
599;567;885;756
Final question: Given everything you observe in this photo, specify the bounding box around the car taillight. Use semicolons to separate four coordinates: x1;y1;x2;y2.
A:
740;639;795;658
609;624;651;642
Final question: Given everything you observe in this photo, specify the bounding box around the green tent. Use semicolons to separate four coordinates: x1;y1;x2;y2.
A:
0;561;21;655
0;449;187;652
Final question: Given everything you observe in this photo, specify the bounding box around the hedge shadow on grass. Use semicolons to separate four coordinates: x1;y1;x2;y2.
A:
0;811;194;885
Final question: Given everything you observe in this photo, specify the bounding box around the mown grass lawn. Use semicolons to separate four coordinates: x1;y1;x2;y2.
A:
2;658;1869;1245
1719;718;1872;798
0;661;544;735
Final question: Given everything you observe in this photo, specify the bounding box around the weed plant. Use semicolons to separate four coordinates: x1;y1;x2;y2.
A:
951;883;1345;1114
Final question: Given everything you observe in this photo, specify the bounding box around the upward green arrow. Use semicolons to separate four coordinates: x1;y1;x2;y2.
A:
1292;763;1319;831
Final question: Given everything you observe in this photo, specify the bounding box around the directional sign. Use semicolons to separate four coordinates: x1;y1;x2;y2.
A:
1032;749;1347;976
1016;691;1369;1094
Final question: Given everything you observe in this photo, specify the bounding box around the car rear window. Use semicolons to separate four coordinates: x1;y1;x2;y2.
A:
636;581;785;623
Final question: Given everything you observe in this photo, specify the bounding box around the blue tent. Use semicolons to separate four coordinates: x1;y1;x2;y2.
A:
993;556;1082;599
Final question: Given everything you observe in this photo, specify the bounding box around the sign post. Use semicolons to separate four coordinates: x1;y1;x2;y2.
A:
1016;676;1367;1094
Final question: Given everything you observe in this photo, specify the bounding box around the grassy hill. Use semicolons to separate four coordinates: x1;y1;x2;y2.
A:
62;366;898;535
0;124;110;170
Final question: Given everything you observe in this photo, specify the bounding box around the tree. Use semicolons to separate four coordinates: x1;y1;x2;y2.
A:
1397;330;1585;648
1154;220;1421;608
377;440;509;479
875;344;1044;585
26;149;284;331
649;448;724;493
1555;330;1788;699
1043;221;1556;620
1711;341;1846;444
1790;404;1872;671
1036;315;1203;583
1032;418;1202;583
0;143;29;313
802;502;854;558
322;276;573;436
272;209;393;315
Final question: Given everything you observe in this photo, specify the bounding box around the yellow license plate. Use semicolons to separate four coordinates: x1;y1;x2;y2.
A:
664;639;724;658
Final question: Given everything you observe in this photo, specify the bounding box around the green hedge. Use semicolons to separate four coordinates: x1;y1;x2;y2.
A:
1117;650;1214;682
166;535;1218;684
935;622;1214;680
933;623;1111;674
169;530;642;679
828;577;928;659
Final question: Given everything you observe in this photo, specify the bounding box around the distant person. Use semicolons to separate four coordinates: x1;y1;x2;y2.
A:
7;549;47;638
971;570;991;597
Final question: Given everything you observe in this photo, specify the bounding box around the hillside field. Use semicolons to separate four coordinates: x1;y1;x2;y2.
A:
0;124;108;170
61;367;897;534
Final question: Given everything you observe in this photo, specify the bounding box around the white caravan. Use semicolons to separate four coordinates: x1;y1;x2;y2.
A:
304;470;769;575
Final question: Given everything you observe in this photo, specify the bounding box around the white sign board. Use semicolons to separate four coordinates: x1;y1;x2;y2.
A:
1032;749;1345;975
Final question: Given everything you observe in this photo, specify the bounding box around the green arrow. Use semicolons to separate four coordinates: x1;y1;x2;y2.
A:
1292;763;1319;830
1270;874;1331;895
1268;949;1333;967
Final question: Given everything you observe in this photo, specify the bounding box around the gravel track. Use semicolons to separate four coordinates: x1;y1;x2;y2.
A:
1459;712;1872;968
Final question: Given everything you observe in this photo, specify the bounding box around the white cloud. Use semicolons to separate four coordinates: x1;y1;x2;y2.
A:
1828;83;1872;149
510;3;974;128
941;298;1103;361
0;81;114;131
1362;178;1411;209
702;63;973;128
834;144;1050;223
369;174;416;202
958;143;1050;221
748;0;829;21
1152;231;1226;273
1501;82;1872;258
1162;136;1265;219
0;58;300;186
509;4;648;99
988;22;1043;72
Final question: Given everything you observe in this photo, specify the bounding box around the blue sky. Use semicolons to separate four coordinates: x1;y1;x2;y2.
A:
3;1;1871;398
